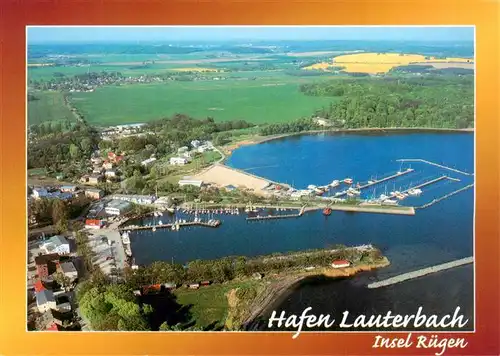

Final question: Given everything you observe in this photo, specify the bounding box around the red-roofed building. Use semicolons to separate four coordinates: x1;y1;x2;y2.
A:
107;152;124;164
331;259;351;268
85;219;104;230
34;280;46;292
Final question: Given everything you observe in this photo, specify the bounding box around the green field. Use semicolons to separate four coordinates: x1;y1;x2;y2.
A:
28;91;75;125
174;280;260;329
69;76;336;126
28;63;189;81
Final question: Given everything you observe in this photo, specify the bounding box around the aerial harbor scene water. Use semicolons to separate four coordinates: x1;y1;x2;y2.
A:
27;26;474;332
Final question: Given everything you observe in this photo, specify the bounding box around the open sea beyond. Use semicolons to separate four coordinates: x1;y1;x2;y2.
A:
129;131;474;330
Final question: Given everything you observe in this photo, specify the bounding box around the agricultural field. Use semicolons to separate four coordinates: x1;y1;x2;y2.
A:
28;91;75;125
68;75;337;126
304;52;474;74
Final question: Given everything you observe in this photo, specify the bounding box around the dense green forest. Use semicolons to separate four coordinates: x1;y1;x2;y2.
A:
300;76;474;129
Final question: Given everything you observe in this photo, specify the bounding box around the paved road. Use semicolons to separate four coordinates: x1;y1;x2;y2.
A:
88;220;128;275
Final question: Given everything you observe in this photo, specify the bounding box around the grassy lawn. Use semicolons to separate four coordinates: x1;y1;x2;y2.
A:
68;75;337;126
28;91;75;125
173;280;261;329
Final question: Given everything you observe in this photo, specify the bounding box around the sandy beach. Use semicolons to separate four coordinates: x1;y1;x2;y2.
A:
194;164;272;194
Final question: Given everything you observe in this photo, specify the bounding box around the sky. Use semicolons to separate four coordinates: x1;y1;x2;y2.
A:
27;26;474;44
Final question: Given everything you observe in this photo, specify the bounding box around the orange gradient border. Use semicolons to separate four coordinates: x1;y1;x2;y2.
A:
1;0;499;355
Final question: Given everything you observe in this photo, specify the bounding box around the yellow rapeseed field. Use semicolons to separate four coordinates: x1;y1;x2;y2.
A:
303;53;473;74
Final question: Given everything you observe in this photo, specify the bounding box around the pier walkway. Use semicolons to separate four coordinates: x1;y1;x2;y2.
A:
246;206;306;221
396;159;473;176
416;183;474;209
367;257;473;289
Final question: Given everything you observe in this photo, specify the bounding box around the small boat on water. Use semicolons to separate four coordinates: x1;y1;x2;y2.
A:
335;191;345;197
330;180;340;187
343;178;353;185
323;207;332;216
152;227;156;232
382;199;399;205
314;188;324;196
408;188;422;196
367;180;375;184
347;188;361;196
166;207;175;213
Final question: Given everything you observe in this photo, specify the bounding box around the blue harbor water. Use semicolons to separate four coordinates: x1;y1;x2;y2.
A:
129;132;474;330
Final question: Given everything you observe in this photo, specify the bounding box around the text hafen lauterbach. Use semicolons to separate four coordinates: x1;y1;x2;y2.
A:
267;306;469;338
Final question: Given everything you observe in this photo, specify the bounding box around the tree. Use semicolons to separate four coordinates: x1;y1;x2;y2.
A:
54;271;73;292
51;199;69;225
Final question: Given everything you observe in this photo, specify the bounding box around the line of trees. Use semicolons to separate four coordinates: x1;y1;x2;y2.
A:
297;76;474;129
124;246;383;287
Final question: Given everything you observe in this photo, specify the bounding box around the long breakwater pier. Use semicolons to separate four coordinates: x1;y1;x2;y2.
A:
367;257;473;289
396;159;473;176
246;206;307;221
417;183;474;209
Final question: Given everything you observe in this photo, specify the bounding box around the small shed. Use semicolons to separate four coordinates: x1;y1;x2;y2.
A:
331;259;351;269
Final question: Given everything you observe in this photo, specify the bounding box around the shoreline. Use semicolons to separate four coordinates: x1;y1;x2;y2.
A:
222;127;474;160
240;257;391;329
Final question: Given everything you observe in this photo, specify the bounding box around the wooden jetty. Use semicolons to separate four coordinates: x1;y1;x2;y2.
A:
417;183;474;209
246;206;306;221
396;159;473;176
367;257;473;289
119;220;221;232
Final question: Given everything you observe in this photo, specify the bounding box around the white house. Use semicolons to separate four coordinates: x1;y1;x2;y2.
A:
177;146;189;154
191;140;201;148
105;200;132;216
170;157;188;166
197;144;214;153
104;169;116;178
111;194;156;205
60;185;77;193
41;235;70;255
141;157;157;166
103;162;114;170
178;180;203;188
36;290;57;313
58;261;78;281
32;188;48;199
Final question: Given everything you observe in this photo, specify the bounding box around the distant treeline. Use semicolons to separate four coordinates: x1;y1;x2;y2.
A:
259;117;321;135
284;69;338;77
297;76;474;129
391;65;474;76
